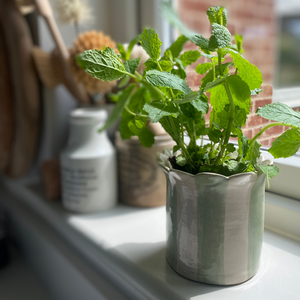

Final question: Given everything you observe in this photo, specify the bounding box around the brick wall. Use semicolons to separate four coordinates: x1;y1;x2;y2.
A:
176;0;294;146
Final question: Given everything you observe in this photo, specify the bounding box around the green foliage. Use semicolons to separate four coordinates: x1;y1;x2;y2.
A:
196;62;212;74
257;102;300;128
234;34;244;54
124;58;140;74
76;48;127;81
144;101;179;122
207;6;227;27
268;129;300;158
179;50;201;67
164;35;189;59
257;164;279;188
141;28;162;61
227;49;263;90
76;6;300;180
209;23;232;49
145;70;191;94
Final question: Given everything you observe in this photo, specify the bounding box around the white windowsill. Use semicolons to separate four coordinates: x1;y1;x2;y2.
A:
0;178;300;300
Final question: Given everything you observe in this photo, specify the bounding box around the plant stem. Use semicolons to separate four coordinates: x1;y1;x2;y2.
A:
168;116;196;169
124;106;148;118
249;122;292;147
218;49;223;76
214;80;234;165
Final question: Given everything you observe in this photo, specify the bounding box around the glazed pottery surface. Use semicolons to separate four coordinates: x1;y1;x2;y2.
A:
159;157;266;285
115;132;175;207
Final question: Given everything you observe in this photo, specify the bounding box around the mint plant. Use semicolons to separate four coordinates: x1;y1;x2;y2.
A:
76;6;300;181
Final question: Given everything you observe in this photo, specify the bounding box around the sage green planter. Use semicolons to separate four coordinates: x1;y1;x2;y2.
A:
159;157;266;285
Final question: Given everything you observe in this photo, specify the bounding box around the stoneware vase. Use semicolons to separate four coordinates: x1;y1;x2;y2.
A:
159;154;266;285
115;132;175;207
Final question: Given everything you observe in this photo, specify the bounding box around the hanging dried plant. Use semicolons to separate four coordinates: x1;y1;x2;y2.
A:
53;0;93;32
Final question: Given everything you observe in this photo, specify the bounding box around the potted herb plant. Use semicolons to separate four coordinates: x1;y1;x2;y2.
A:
76;6;300;285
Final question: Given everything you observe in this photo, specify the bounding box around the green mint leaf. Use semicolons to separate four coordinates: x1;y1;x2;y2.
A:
195;62;213;74
210;75;250;119
100;83;136;132
201;62;233;88
159;60;174;72
208;129;222;143
141;28;162;61
207;6;227;27
135;118;147;129
226;75;251;111
190;94;209;113
172;58;186;79
201;53;217;59
209;23;232;49
145;70;192;94
268;128;300;158
203;75;228;92
144;58;158;71
123;58;140;74
159;116;181;145
117;75;131;88
256;102;300;128
143;101;179;122
190;35;210;50
174;91;199;104
119;113;134;140
176;155;187;166
174;91;209;113
117;43;127;60
126;33;141;60
76;48;127;81
179;50;201;67
237;128;249;159
200;160;247;176
164;35;189;59
234;34;244;54
257;164;279;188
245;140;261;167
251;88;263;95
226;143;236;153
227;48;263;90
128;121;155;148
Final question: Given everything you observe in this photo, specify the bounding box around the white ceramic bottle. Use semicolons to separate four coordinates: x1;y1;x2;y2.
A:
60;108;117;213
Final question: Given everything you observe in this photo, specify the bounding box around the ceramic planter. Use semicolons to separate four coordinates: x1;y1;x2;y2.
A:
159;156;266;285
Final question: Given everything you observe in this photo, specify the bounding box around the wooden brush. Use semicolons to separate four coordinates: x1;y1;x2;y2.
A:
17;0;91;103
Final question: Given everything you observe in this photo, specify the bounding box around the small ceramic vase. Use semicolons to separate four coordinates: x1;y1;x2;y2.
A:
60;108;117;213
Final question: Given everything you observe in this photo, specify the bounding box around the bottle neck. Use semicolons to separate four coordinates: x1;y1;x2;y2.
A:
68;121;108;147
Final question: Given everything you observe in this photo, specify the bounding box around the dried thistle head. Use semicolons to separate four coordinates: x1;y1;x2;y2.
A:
69;31;118;95
53;0;93;25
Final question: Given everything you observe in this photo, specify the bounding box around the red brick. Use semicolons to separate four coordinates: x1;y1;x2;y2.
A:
264;125;284;137
261;85;273;97
254;98;272;111
293;107;300;112
181;1;211;12
242;129;253;139
246;115;269;127
258;138;270;147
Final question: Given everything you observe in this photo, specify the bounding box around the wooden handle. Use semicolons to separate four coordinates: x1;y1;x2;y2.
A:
33;0;90;103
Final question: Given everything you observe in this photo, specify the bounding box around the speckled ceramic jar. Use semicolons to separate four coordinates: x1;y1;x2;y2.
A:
159;157;266;285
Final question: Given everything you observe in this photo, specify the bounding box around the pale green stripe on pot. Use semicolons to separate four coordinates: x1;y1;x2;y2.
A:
196;175;227;284
248;173;266;278
165;171;178;269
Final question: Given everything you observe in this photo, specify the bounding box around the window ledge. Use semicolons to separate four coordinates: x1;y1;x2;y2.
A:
0;178;300;300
